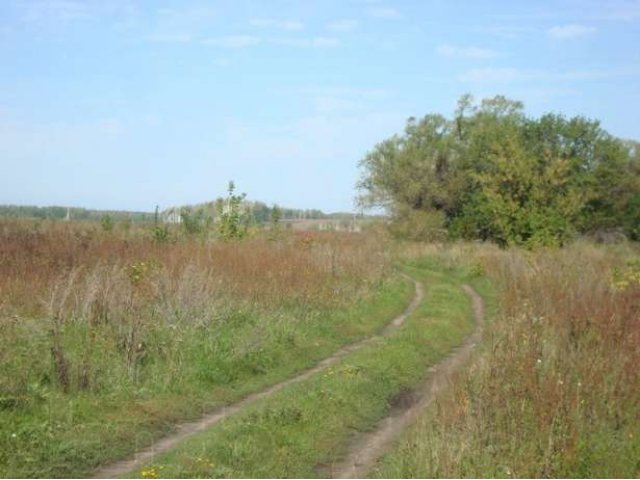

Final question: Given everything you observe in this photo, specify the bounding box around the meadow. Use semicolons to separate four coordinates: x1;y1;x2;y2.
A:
376;242;640;478
1;218;639;478
121;253;482;478
0;219;410;477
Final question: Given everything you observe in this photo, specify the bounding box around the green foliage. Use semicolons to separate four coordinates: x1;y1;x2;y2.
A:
0;269;410;477
270;204;281;227
358;95;640;247
216;181;250;240
120;217;132;233
151;225;170;243
127;263;476;479
100;214;114;232
376;245;640;479
268;204;283;239
179;207;210;235
0;204;153;222
388;206;447;242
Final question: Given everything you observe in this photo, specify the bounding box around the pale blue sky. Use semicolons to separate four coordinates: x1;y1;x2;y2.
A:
1;0;639;212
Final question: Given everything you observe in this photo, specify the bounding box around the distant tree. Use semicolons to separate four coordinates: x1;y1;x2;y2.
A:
180;207;209;235
269;204;282;237
216;181;250;240
100;214;114;232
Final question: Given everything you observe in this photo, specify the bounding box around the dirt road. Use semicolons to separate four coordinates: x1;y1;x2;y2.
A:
91;274;424;479
328;284;484;479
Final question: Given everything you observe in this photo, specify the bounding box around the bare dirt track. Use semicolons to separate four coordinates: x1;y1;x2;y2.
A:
91;274;424;479
328;284;485;479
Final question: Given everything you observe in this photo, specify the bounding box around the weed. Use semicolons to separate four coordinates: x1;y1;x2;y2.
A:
128;260;478;478
376;243;640;478
0;218;402;477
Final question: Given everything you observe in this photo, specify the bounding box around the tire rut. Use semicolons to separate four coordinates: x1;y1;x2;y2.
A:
91;274;424;479
328;283;484;479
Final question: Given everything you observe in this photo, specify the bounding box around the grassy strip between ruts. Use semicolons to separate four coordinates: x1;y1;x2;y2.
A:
2;276;412;478
129;258;486;478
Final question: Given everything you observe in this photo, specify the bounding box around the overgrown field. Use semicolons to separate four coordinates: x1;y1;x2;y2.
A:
0;220;411;478
127;257;482;478
3;217;638;479
376;242;640;478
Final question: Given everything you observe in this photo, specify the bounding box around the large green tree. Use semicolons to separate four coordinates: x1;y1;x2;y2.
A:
357;95;640;246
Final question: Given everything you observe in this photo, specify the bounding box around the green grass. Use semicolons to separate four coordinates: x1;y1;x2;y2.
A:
0;276;412;478
373;243;640;479
129;259;480;478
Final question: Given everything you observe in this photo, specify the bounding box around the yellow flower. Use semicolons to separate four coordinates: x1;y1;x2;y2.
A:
140;467;159;479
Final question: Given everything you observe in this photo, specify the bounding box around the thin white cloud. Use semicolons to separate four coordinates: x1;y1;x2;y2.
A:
147;32;194;43
459;66;637;83
582;0;640;22
459;67;520;83
517;87;580;99
312;37;340;47
249;18;304;31
20;0;94;23
147;6;217;44
436;44;499;59
367;7;402;19
202;35;261;48
472;25;537;39
277;86;389;115
269;37;340;48
547;24;596;39
0;104;12;119
487;2;640;24
313;96;358;114
603;1;640;21
95;119;124;136
298;86;387;98
15;1;139;30
486;11;558;21
156;6;217;25
326;19;359;31
213;57;230;67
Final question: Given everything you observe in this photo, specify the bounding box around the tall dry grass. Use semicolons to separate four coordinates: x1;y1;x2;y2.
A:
0;220;388;315
379;242;640;478
0;219;391;396
1;219;405;477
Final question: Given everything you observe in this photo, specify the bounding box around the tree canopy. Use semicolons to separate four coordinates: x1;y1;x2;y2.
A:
357;95;640;247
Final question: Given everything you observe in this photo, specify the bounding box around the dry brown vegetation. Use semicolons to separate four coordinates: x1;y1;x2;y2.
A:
377;242;640;478
0;219;405;478
0;219;389;316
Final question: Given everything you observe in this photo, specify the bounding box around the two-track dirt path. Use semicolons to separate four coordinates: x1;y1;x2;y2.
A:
91;274;424;479
328;284;485;479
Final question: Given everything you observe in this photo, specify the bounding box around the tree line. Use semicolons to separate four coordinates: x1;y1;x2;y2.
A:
357;95;640;247
0;197;355;226
0;205;154;222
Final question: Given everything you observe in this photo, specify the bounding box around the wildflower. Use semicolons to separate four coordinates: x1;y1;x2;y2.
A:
140;466;159;479
11;433;16;439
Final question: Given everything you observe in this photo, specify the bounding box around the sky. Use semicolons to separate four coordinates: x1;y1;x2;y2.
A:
1;0;639;213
